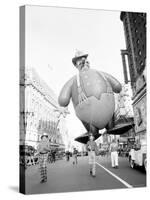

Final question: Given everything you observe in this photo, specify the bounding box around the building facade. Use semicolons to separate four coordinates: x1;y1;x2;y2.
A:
57;115;70;151
20;68;68;149
114;83;135;143
120;12;146;143
115;83;133;118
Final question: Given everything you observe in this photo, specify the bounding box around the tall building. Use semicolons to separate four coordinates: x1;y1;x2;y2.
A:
20;68;68;149
120;12;146;142
114;83;134;144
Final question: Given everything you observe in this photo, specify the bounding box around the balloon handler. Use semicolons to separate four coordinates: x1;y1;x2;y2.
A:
86;133;99;177
58;50;122;143
37;133;51;183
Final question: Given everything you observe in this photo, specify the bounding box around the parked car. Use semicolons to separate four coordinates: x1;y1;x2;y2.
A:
129;140;146;172
20;145;37;168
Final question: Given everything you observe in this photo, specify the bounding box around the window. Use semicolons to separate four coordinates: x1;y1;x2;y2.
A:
138;50;142;56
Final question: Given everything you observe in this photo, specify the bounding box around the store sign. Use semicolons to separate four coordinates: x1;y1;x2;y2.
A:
134;95;146;133
135;107;143;126
136;75;145;93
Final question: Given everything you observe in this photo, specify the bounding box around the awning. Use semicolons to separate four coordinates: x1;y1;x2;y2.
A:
107;122;134;135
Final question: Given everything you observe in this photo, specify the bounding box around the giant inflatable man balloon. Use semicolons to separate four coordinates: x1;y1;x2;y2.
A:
58;51;122;138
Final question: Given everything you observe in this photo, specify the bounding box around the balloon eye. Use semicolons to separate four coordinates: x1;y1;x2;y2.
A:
76;59;81;65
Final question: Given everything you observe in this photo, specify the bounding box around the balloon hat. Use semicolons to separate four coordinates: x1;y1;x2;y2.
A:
72;50;88;66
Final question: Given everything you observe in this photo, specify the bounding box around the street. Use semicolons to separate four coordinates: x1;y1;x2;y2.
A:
25;155;146;194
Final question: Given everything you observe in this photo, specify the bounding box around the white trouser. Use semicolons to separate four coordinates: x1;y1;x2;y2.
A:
111;151;118;167
73;155;77;164
88;151;96;175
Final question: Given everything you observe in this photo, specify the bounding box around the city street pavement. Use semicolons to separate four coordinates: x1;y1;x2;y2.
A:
96;155;146;188
25;155;146;194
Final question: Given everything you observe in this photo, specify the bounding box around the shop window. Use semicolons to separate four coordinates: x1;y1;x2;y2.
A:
140;61;144;67
137;39;140;45
135;29;138;34
138;50;142;56
140;32;143;38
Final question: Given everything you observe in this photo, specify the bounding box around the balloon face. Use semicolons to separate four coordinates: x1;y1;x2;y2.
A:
71;69;115;130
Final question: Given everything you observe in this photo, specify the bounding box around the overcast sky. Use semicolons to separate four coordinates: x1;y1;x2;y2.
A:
26;5;126;141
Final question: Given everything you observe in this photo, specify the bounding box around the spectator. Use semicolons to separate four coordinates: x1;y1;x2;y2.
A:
110;139;119;169
72;148;78;165
66;151;70;161
37;133;50;183
86;133;99;177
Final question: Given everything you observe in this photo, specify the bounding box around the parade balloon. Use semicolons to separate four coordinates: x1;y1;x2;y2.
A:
58;50;122;140
58;68;122;136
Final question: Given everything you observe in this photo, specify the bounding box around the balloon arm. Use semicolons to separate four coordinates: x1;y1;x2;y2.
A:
97;71;122;93
58;76;75;107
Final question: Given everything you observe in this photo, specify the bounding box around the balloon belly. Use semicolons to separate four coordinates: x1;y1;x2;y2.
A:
75;93;115;130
